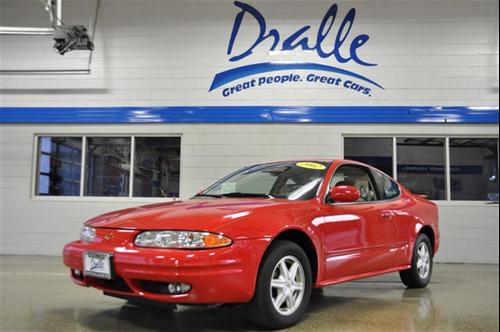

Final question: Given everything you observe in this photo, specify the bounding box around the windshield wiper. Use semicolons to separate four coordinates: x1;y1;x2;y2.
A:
193;193;224;198
220;192;274;198
194;192;274;199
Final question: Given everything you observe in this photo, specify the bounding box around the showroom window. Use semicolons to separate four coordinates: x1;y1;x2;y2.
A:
344;136;499;202
134;137;181;197
344;138;393;176
35;136;181;198
36;137;82;196
85;137;131;197
397;138;446;200
450;138;499;201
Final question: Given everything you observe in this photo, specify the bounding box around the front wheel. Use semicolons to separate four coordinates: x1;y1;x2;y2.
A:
400;233;433;288
249;240;312;329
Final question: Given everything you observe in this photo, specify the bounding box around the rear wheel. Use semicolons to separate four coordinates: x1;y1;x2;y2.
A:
249;240;312;329
400;234;433;288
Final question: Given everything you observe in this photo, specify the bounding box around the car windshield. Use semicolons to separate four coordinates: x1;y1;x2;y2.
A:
198;161;330;200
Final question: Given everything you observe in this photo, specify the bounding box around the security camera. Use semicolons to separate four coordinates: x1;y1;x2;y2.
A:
52;25;94;55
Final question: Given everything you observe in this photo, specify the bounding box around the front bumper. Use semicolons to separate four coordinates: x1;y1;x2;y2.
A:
63;230;270;304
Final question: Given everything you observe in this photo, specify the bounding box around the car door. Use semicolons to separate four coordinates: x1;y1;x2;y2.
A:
371;169;410;267
318;164;397;280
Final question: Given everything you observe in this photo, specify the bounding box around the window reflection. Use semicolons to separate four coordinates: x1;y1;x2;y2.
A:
85;137;131;197
397;138;446;200
37;137;82;196
450;138;499;201
133;137;181;197
373;170;400;200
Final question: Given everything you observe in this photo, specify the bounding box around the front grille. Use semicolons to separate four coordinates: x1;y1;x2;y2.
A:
90;275;132;293
138;280;171;295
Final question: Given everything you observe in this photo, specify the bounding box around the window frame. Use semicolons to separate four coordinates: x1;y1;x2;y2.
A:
343;134;499;203
31;134;182;202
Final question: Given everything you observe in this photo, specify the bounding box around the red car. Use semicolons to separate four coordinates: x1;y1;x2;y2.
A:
63;160;439;329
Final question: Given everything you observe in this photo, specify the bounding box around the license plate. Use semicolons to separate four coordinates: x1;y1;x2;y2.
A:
83;252;113;279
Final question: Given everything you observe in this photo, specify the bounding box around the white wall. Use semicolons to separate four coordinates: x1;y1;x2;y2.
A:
0;0;498;106
0;123;498;263
0;0;498;262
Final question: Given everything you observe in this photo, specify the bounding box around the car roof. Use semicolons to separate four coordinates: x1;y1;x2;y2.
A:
258;159;349;164
255;159;396;179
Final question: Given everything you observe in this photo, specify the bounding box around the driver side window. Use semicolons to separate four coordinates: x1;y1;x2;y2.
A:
330;165;379;202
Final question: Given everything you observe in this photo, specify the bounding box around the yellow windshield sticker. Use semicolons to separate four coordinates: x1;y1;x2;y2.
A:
296;162;326;170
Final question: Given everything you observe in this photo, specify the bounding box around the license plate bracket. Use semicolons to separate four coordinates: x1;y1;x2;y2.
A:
83;251;114;280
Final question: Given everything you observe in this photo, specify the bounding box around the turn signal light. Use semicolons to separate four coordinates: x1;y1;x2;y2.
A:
203;233;232;247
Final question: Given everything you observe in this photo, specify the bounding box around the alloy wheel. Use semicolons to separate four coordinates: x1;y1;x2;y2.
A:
269;255;305;316
416;242;431;279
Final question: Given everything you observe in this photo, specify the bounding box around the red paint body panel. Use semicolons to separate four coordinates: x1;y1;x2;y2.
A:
63;160;440;304
63;229;270;303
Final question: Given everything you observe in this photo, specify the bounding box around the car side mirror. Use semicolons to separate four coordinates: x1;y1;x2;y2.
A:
329;186;360;203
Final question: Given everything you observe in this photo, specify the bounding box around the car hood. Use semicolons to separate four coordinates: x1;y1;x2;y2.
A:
86;198;297;234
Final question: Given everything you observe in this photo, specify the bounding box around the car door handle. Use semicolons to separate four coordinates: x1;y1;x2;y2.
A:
381;211;395;219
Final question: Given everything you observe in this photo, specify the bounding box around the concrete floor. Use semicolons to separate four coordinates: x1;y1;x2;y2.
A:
0;256;498;332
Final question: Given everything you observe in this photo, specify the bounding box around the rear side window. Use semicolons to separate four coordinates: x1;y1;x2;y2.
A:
373;170;400;200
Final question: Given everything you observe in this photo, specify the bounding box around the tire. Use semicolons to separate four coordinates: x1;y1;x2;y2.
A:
399;233;433;288
249;240;312;329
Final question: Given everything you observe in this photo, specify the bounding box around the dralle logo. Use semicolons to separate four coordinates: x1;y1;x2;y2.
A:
209;1;384;98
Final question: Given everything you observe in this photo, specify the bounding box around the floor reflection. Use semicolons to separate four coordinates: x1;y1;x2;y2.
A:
1;260;498;332
70;287;443;331
80;302;260;331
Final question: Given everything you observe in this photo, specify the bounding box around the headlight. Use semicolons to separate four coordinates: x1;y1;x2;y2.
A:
134;231;232;249
80;226;96;242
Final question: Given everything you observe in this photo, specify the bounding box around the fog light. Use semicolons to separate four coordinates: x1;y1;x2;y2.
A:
73;269;82;277
168;283;191;294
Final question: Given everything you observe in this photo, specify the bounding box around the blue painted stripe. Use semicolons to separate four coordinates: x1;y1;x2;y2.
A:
209;62;384;91
0;106;498;124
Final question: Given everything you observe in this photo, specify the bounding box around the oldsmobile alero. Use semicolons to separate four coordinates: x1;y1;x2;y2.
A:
63;160;439;329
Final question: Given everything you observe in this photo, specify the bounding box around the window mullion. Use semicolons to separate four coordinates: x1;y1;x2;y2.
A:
392;137;398;180
33;136;40;196
129;136;135;198
80;136;86;197
445;137;451;201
